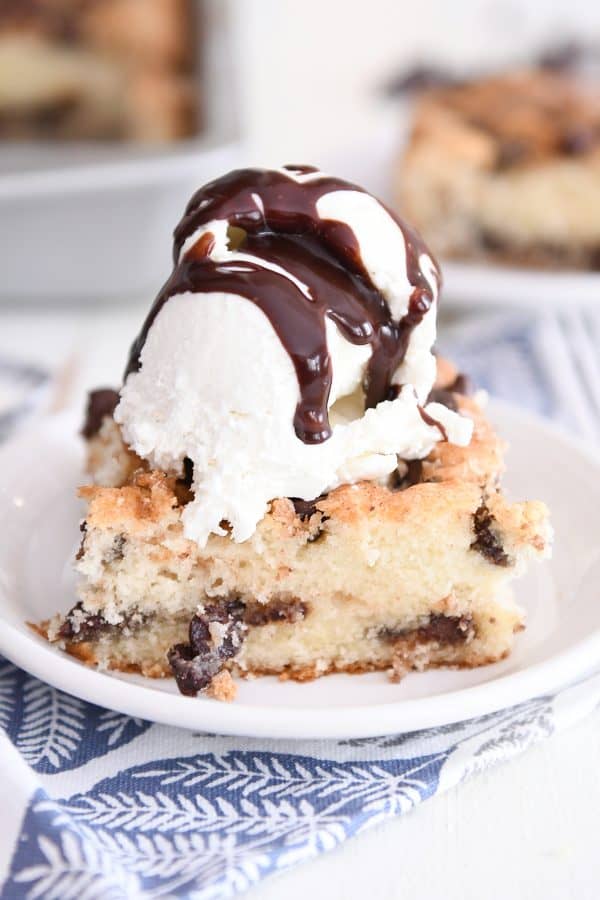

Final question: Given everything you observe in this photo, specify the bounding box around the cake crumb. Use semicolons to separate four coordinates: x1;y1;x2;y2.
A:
208;620;229;648
388;661;408;683
206;670;237;702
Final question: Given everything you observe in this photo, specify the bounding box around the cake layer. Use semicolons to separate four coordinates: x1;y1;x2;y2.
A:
48;598;519;699
71;473;546;618
46;454;549;697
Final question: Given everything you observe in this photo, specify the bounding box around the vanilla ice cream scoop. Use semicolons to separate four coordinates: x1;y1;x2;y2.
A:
115;166;473;545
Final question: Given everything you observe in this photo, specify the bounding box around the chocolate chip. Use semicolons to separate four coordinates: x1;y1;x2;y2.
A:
291;497;318;520
307;526;327;544
495;139;530;170
103;534;126;564
167;598;246;697
58;603;91;641
391;459;424;491
560;126;597;155
75;521;87;561
380;614;475;644
31;95;79;129
290;496;330;545
538;41;585;71
192;600;244;658
167;594;314;695
470;503;511;566
588;247;600;270
174;458;196;506
384;65;464;95
181;457;194;487
427;373;474;412
479;230;508;254
449;373;474;396
58;603;146;643
167;643;213;696
426;388;458;412
244;597;308;626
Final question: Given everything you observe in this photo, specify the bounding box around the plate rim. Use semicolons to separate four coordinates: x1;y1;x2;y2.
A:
1;401;599;740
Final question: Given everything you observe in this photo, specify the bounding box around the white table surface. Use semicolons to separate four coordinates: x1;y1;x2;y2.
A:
1;303;599;900
251;709;600;900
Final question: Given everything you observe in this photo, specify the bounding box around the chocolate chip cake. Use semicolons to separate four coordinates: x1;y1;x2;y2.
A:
0;0;198;142
396;68;600;268
39;166;552;701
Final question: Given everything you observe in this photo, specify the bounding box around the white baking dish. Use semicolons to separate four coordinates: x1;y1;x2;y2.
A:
0;0;242;303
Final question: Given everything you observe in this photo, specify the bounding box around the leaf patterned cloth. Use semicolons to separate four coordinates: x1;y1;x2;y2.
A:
1;665;599;899
1;311;599;899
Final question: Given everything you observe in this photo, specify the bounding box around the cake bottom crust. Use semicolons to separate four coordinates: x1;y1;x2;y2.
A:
443;235;600;271
59;647;511;680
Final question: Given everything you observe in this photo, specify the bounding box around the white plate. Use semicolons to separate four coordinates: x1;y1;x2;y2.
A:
320;134;600;312
1;403;599;740
442;260;600;310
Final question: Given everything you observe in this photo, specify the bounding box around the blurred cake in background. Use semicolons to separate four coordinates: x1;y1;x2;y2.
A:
396;55;600;269
0;0;199;142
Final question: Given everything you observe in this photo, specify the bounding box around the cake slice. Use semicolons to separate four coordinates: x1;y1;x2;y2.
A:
396;68;600;268
39;166;551;700
0;1;198;142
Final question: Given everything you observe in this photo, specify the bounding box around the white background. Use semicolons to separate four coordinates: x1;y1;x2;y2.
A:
229;0;600;163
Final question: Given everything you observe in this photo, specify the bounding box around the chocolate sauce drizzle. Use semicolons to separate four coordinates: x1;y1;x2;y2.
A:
126;167;439;444
417;405;448;442
82;388;120;439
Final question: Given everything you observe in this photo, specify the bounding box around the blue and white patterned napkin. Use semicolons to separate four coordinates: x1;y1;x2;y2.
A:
1;667;599;899
1;312;599;899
